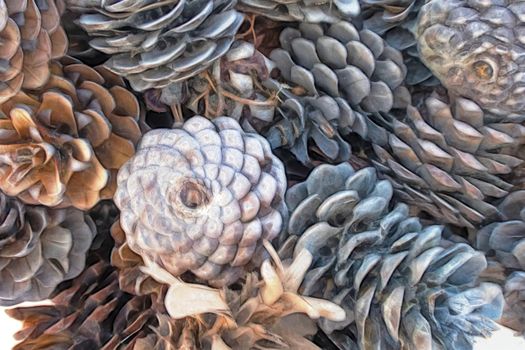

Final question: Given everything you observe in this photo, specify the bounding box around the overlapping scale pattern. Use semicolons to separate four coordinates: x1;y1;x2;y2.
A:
370;93;525;228
280;163;504;349
114;116;288;287
417;0;525;115
0;0;68;103
0;192;95;306
477;191;525;335
270;21;410;114
66;0;244;91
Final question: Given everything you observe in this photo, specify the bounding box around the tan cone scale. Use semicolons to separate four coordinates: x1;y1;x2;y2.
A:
0;58;141;210
114;116;288;287
0;0;68;103
0;191;96;306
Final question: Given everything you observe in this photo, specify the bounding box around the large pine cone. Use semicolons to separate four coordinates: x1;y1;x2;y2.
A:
270;21;410;114
417;0;525;115
0;58;141;209
67;0;243;92
370;93;525;228
476;191;525;335
114;116;288;287
0;0;68;103
280;163;504;349
0;192;95;306
237;0;360;23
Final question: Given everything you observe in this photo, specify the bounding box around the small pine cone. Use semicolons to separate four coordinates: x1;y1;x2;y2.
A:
66;0;243;92
114;116;288;287
476;191;525;335
270;21;410;114
237;0;360;23
0;192;95;306
417;0;525;115
280;163;504;349
370;93;525;228
0;0;68;103
7;259;168;349
0;58;141;209
360;0;437;86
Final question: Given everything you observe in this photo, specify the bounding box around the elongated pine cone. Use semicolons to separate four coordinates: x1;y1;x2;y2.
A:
370;93;525;228
237;0;360;23
0;0;68;103
280;163;504;349
0;192;95;306
0;59;141;209
114;116;288;287
417;0;525;115
270;21;410;114
66;0;243;92
477;191;525;335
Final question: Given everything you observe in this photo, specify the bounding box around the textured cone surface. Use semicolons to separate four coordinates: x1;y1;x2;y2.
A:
360;0;437;86
7;259;169;349
0;0;68;103
280;163;504;349
417;0;525;115
476;191;525;335
0;192;95;306
114;116;288;287
270;21;410;114
67;0;244;92
0;58;141;209
237;0;360;23
369;93;525;228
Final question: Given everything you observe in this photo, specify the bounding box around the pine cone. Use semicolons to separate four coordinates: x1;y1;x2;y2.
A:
417;0;525;115
370;93;525;228
66;0;244;92
7;259;168;349
0;58;141;209
237;0;360;23
0;0;68;103
360;0;437;86
280;163;504;349
270;21;410;114
114;116;288;287
476;191;525;335
0;192;95;306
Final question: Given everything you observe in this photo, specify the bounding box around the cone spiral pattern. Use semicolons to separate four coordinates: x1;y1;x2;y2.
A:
370;93;525;228
270;21;410;114
280;163;504;349
67;0;244;92
0;59;141;209
114;116;288;287
0;192;95;306
417;0;525;115
0;0;68;103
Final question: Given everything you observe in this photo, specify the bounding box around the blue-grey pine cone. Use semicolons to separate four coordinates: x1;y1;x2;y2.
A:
270;21;410;114
114;116;288;287
66;0;244;91
279;163;504;349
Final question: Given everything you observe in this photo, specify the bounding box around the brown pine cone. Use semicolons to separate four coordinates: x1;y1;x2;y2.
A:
0;0;68;103
0;58;141;209
114;116;288;287
0;192;95;306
